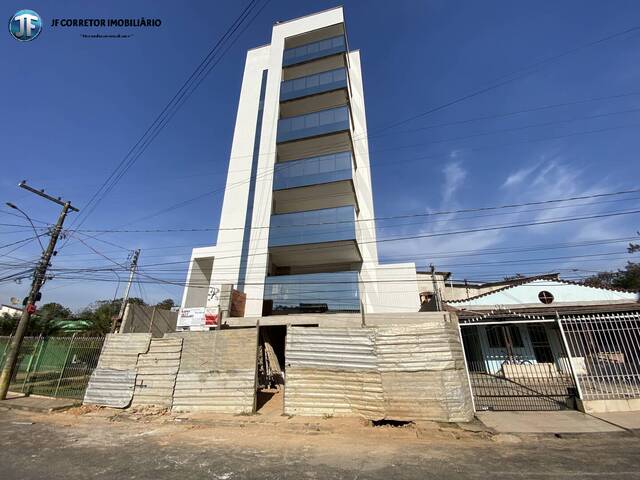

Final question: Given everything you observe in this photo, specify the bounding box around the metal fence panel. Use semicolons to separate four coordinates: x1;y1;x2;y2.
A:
167;329;258;413
284;323;474;422
0;335;105;400
561;311;640;401
460;322;577;411
96;333;152;370
285;327;384;418
132;337;183;408
83;368;137;407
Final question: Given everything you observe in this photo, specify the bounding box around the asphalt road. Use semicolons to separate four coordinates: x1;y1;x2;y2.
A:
1;409;640;479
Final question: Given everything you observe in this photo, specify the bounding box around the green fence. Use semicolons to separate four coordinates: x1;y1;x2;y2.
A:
0;335;105;400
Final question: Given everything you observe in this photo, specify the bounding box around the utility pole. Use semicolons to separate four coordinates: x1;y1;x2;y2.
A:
0;181;78;400
112;249;140;333
430;264;443;312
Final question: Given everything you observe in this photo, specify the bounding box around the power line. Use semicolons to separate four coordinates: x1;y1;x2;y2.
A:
370;25;640;134
108;120;640;227
62;188;640;233
64;0;268;236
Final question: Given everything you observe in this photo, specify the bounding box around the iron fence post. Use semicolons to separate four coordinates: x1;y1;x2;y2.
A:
556;312;585;402
54;333;76;398
22;335;42;393
0;334;12;367
456;322;476;413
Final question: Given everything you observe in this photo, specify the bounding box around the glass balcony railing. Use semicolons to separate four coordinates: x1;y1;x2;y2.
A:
282;35;346;67
273;151;352;190
280;68;348;102
268;205;356;247
277;106;350;143
264;271;360;313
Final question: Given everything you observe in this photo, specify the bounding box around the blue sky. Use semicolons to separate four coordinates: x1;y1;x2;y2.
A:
1;0;640;310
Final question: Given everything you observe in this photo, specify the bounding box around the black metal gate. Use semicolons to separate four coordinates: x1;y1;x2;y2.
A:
460;321;578;411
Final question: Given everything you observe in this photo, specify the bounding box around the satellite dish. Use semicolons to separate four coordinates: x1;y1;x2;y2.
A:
10;297;18;305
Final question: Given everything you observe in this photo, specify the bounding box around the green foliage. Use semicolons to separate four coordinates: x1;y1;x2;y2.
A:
155;298;175;310
0;303;66;336
0;297;149;337
584;262;640;292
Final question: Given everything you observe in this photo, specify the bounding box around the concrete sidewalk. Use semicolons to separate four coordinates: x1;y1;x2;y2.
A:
592;411;640;430
477;411;627;434
0;392;78;413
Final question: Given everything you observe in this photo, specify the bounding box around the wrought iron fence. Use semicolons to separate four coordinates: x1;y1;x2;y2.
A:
460;322;578;411
560;311;640;401
0;335;105;400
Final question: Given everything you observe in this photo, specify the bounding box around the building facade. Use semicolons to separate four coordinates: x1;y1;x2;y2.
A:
178;8;419;329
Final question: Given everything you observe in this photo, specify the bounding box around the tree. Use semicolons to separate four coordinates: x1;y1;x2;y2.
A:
0;302;70;336
155;298;175;310
71;297;146;336
584;261;640;291
0;314;16;335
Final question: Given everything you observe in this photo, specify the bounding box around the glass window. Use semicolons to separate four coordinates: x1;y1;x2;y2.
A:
264;271;360;314
279;119;291;133
306;75;319;88
319;71;332;85
293;78;305;91
291;116;305;131
507;326;524;348
486;325;524;348
318;109;333;125
334;107;349;122
486;326;504;348
305;113;319;128
269;206;356;246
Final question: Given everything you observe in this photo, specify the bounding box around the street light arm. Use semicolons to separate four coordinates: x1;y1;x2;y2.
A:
6;202;46;254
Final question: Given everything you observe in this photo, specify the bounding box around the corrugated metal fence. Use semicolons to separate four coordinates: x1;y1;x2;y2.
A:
0;335;105;400
285;321;473;422
167;329;258;413
84;333;152;407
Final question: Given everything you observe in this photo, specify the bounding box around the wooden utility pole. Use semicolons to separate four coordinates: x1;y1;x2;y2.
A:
0;182;78;400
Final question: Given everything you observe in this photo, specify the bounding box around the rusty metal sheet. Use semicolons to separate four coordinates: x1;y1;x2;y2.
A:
132;338;183;408
83;368;137;408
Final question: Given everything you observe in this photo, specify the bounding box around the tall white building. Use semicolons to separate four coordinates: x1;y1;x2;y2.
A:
179;7;419;329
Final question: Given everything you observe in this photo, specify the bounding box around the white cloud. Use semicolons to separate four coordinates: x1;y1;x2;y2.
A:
441;161;467;205
501;164;537;189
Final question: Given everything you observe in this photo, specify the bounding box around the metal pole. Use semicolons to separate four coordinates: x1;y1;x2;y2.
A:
556;312;585;402
54;333;76;398
149;307;156;334
456;323;476;413
430;264;443;311
21;336;41;393
0;183;77;400
112;249;140;333
1;334;12;366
